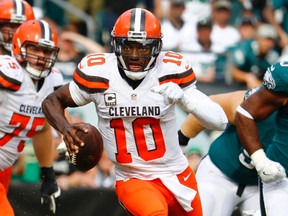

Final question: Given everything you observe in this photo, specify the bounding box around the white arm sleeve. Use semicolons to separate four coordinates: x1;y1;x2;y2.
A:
178;88;228;131
69;81;92;106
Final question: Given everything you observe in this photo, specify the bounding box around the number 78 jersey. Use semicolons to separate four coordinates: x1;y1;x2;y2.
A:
70;51;196;180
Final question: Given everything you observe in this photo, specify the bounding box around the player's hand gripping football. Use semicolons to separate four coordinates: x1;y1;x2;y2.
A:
62;122;89;155
40;167;61;214
251;149;286;183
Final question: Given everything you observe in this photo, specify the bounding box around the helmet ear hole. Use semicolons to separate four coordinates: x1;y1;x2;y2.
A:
15;54;24;62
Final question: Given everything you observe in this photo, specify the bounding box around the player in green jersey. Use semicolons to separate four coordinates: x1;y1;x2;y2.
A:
178;87;276;215
235;61;288;215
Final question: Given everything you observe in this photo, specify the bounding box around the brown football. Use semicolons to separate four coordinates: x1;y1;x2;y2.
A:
70;124;104;172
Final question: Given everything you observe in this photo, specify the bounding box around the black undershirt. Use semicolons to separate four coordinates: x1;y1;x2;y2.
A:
34;78;44;92
118;66;144;89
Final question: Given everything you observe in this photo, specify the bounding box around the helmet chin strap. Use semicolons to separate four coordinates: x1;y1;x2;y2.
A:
25;63;50;80
144;56;156;71
118;55;156;81
123;69;148;81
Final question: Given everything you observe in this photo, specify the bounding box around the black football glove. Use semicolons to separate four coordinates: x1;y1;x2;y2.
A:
40;167;61;214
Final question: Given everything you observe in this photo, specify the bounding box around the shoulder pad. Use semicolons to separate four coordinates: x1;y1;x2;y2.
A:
0;55;23;91
48;67;64;90
157;51;196;88
73;53;111;93
264;62;288;93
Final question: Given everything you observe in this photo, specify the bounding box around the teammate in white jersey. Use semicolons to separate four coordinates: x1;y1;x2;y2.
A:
0;1;35;203
42;8;228;216
0;12;62;215
0;0;35;56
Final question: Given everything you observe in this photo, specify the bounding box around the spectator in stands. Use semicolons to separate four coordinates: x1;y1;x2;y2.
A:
55;30;105;82
97;0;138;50
161;0;196;52
263;1;288;49
236;16;257;41
93;150;115;188
238;0;268;23
152;0;165;21
181;0;211;25
211;0;241;53
65;0;104;36
231;24;279;89
181;18;222;82
185;146;203;173
82;150;116;189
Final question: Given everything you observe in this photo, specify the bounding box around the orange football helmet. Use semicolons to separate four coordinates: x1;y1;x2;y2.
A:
111;8;163;80
12;19;59;79
0;0;35;52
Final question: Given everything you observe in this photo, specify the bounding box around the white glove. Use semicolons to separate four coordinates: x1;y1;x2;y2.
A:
151;82;184;104
251;149;286;183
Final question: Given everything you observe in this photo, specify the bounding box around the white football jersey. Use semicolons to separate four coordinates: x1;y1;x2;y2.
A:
69;51;196;180
0;55;63;170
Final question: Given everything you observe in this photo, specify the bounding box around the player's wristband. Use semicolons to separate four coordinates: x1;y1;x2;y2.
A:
41;167;56;180
250;149;266;166
178;130;190;146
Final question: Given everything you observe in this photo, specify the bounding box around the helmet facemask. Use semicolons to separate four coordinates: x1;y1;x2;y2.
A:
12;19;59;80
112;37;162;80
0;22;20;52
19;42;59;80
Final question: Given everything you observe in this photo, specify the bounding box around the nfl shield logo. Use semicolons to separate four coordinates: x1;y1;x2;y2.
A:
131;94;137;101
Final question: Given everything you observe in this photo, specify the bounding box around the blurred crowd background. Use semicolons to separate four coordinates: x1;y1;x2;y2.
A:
10;0;288;202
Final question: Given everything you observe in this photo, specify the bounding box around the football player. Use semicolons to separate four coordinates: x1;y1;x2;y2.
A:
42;8;228;215
178;88;277;215
0;11;62;215
235;62;287;215
0;2;34;213
0;0;35;56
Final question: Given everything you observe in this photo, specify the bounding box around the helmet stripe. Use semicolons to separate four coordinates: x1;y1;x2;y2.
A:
130;8;146;32
13;0;24;16
39;20;52;41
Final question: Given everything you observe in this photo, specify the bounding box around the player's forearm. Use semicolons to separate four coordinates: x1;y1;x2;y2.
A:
181;114;205;138
234;111;262;155
42;87;72;134
179;89;228;131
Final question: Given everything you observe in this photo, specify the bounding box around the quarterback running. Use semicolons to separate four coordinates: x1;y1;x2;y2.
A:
42;8;227;216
